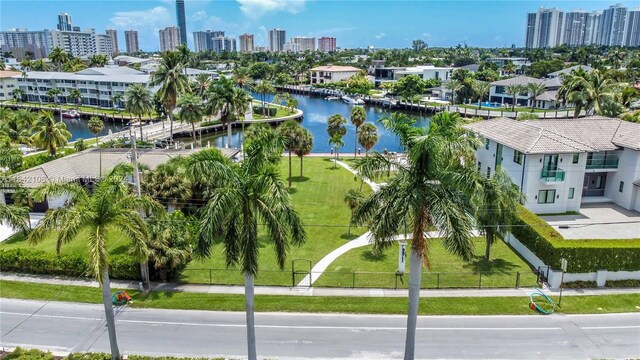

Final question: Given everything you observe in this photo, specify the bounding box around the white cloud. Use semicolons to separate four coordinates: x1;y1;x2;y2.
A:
237;0;308;18
421;32;433;40
374;32;386;39
110;6;172;29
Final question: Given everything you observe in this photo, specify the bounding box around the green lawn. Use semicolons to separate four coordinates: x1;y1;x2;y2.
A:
314;238;538;289
4;101;154;118
2;280;639;315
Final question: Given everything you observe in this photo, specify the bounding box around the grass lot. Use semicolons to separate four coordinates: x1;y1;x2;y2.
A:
4;100;155;118
2;280;639;315
314;239;539;289
251;106;292;119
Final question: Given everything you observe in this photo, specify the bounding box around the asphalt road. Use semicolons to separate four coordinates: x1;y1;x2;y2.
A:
1;298;639;359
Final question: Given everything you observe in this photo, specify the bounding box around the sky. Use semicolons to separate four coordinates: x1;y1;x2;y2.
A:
1;0;638;52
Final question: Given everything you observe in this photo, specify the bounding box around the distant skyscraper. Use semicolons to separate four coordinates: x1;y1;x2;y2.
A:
125;30;139;53
176;0;187;46
159;26;181;52
292;36;316;51
50;28;103;57
95;33;114;55
599;4;627;46
283;42;301;53
239;33;254;52
0;28;52;60
269;28;286;52
625;10;640;47
106;29;118;54
585;11;602;44
224;37;236;52
193;30;225;52
318;36;336;52
525;13;537;48
525;7;564;48
57;13;72;31
562;10;589;46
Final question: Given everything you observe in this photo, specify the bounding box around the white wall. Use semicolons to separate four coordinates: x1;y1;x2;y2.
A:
47;193;71;209
603;149;640;211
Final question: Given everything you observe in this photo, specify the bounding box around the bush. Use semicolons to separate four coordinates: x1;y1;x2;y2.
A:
512;206;640;273
19;148;77;172
66;354;111;360
252;106;277;117
3;347;54;360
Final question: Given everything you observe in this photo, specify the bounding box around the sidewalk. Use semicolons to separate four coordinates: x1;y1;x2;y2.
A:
2;272;638;298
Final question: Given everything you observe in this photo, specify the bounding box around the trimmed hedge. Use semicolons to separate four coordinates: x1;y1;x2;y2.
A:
511;206;640;273
0;248;140;280
1;348;223;360
252;105;277;117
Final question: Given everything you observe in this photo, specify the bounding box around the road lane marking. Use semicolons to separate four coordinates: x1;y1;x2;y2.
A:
581;325;640;330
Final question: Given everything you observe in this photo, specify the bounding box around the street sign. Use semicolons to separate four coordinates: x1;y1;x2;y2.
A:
398;241;407;274
560;258;568;272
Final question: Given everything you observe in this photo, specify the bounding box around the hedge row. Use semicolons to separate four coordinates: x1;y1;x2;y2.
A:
511;206;640;272
0;248;140;280
2;348;223;360
252;105;277;117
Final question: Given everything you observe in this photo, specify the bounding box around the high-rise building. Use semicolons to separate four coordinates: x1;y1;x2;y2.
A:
598;4;628;46
283;42;300;52
176;0;187;46
525;13;537;48
224;37;236;52
239;33;254;52
50;29;101;57
625;10;640;47
562;10;589;46
585;11;602;44
269;28;286;52
318;36;336;52
193;30;225;52
125;30;139;53
159;26;181;52
57;13;72;31
0;28;52;60
95;33;114;55
292;36;316;51
106;29;118;54
525;7;564;48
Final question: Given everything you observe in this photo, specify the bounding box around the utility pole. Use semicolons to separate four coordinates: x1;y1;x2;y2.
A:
130;134;149;292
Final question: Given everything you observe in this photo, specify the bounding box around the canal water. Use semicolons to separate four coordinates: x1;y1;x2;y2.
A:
197;93;431;153
63;116;124;141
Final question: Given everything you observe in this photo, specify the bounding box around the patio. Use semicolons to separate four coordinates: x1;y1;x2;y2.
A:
540;203;640;240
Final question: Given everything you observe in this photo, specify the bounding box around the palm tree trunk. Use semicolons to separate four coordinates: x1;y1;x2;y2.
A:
100;268;121;360
300;155;303;177
404;250;422;360
169;113;174;142
354;125;358;158
485;230;493;261
139;115;144;141
140;262;150;292
244;273;257;360
288;149;292;188
96;134;102;177
227;121;232;148
192;122;197;146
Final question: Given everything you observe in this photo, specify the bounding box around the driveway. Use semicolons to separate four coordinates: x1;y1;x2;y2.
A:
0;213;43;243
541;203;640;239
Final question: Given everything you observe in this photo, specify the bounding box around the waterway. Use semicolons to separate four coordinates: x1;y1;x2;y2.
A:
63;116;123;141
195;93;431;153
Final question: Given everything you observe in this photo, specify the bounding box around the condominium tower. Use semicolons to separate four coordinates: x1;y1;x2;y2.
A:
176;0;187;45
292;36;316;51
239;33;254;52
0;28;52;60
125;30;139;53
269;28;286;52
159;26;181;52
106;29;118;54
318;36;336;52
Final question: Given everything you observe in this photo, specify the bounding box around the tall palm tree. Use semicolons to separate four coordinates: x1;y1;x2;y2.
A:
206;76;250;148
294;128;313;177
378;112;423;152
472;80;491;109
328;134;345;169
46;88;62;120
278;120;304;188
1;109;34;146
502;61;517;75
177;93;204;145
0;179;29;231
176;44;191;75
344;189;365;236
505;84;526;111
526;82;547;111
358;122;379;157
350;106;366;158
471;167;524;260
125;83;154;140
353;112;476;360
327;114;347;168
149;51;189;141
0;145;24;172
48;47;69;71
233;67;250;89
68;89;82;108
444;79;463;105
111;93;123;111
187;139;306;360
194;73;211;98
253;80;275;117
89;54;108;67
88;116;104;176
31;111;71;156
28;167;164;360
12;89;26;102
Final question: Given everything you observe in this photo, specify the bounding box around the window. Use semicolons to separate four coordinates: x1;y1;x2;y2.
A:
477;162;481;172
619;181;624;193
572;153;579;164
486;167;491;178
568;188;575;199
513;150;523;165
538;190;556;204
485;139;490;150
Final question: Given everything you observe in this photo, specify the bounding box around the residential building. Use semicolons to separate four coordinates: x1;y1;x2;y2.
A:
598;4;628;46
50;29;105;57
283;42;301;53
57;12;73;31
113;55;156;67
546;64;593;79
159;26;181;52
16;65;153;108
489;76;546;107
394;65;454;81
239;33;254;52
254;46;269;52
95;33;114;56
318;36;336;52
106;29;118;54
525;7;564;48
464;116;640;213
373;67;405;87
269;29;286;52
625;10;640;47
292;36;316;51
0;70;20;101
486;57;531;76
176;0;187;45
193;30;225;52
562;10;589;46
310;65;359;85
125;30;139;53
0;29;52;60
585;11;603;44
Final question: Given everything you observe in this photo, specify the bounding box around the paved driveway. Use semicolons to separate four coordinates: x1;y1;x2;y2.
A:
541;203;640;239
0;213;43;243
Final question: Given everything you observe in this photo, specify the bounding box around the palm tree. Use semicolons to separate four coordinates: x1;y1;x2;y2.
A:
344;189;365;236
378;112;423;152
149;51;189;141
31;111;71;156
503;61;517;75
444;79;463;105
526;82;547;111
471;167;524;260
46;88;62;121
472;81;491;109
125;83;154;140
206;76;250;148
28;167;164;360
0;146;24;172
194;73;211;98
187;140;306;360
68;89;82;108
1;109;34;146
177;93;204;145
294;128;313;177
557;69;621;117
88;116;104;175
253;80;275;117
352;112;476;360
30;59;50;71
12;89;26;102
89;54;108;67
278;120;304;188
505;84;526;111
328;134;345;169
358;122;379;157
233;67;250;89
111;93;123;111
286;97;298;114
327;114;347;168
176;44;191;75
141;158;192;212
48;47;69;71
350;106;366;158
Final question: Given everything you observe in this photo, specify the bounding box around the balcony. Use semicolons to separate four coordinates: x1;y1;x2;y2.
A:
540;168;565;183
586;154;619;170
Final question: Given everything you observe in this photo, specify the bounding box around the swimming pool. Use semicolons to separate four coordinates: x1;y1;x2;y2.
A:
479;102;503;108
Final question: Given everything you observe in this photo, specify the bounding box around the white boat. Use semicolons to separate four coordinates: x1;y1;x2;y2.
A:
342;95;365;105
61;109;80;118
325;96;340;101
355;98;365;105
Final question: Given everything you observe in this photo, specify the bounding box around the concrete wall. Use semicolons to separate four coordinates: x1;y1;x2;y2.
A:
604;148;640;211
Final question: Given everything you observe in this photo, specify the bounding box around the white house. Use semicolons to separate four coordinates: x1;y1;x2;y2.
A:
0;70;20;101
485;57;531;76
489;76;547;107
394;65;454;81
464;116;640;214
547;65;593;79
310;65;360;85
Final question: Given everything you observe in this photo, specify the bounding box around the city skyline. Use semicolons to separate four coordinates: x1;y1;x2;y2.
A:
2;0;639;53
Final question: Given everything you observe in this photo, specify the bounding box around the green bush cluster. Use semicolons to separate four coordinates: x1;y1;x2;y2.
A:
19;148;77;172
1;349;224;360
0;248;140;280
252;106;277;117
511;206;640;273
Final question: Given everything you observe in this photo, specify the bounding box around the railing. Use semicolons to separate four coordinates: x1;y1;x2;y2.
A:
586;155;619;169
540;168;565;182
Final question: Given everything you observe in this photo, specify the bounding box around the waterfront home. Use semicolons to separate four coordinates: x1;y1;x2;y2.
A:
309;65;360;85
0;70;20;101
485;57;531;76
464;116;640;214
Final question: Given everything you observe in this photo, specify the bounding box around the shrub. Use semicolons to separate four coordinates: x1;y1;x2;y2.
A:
18;148;77;172
66;354;111;360
3;347;54;360
252;106;277;117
